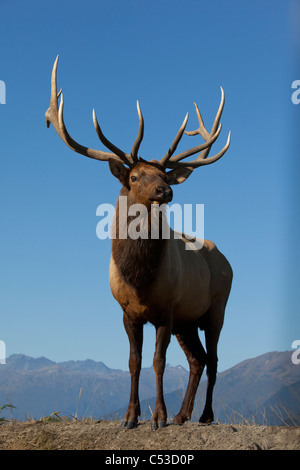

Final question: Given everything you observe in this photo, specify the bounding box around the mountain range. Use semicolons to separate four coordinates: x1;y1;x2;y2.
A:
0;351;299;425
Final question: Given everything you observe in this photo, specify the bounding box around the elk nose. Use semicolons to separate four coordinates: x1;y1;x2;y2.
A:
156;186;173;202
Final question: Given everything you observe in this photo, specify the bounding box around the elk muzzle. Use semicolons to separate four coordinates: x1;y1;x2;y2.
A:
151;185;173;204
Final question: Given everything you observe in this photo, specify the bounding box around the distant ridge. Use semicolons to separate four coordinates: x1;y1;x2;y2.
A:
0;354;189;421
0;351;299;425
6;354;56;371
113;350;300;426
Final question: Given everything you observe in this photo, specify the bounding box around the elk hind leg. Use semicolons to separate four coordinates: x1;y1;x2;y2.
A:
173;325;207;425
200;304;225;424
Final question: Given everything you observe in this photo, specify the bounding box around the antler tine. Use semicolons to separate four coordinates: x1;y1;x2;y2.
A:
45;55;59;129
166;131;231;169
183;87;225;162
185;87;225;140
92;109;133;166
184;102;207;139
45;55;132;166
168;123;223;163
131;100;144;162
164;87;230;169
159;113;189;167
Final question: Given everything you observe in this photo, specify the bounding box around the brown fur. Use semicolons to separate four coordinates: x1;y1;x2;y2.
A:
112;187;167;290
45;58;232;429
108;161;233;428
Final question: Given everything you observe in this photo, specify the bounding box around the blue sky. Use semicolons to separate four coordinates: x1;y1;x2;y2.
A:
0;0;299;372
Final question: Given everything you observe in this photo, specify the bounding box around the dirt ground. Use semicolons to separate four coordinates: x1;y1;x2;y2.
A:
0;420;299;451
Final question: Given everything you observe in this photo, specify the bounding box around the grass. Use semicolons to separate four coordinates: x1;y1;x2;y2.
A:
38;411;62;423
0;404;15;424
1;389;299;427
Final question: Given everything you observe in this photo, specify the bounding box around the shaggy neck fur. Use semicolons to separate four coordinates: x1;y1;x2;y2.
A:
111;188;167;290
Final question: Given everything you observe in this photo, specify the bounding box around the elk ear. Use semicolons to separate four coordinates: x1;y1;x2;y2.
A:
109;159;129;185
166;167;193;185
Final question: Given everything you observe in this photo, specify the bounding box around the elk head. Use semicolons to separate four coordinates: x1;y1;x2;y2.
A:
45;56;231;209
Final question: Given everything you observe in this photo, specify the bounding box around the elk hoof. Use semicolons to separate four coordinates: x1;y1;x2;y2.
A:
151;419;167;430
121;420;138;429
151;421;158;431
127;420;138;429
172;414;185;425
158;420;167;428
199;413;214;425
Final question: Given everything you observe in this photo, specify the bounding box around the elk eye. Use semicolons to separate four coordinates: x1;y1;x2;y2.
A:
131;175;137;182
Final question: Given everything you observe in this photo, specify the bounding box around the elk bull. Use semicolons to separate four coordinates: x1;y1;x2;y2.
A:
45;56;233;429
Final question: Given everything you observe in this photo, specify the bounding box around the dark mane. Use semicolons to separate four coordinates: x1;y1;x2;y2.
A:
111;188;166;290
112;236;165;290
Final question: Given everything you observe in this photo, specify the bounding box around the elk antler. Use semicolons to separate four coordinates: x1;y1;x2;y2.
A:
159;87;231;169
45;55;142;168
130;100;144;162
45;56;230;172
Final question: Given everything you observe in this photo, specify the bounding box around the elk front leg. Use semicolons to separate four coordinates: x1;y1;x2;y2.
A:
122;312;144;429
151;319;172;430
